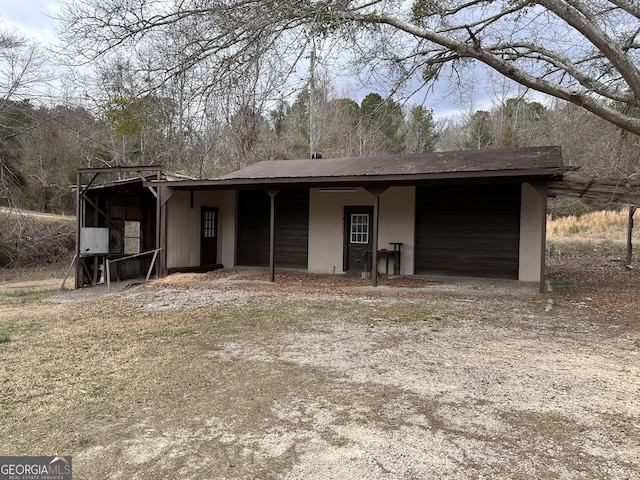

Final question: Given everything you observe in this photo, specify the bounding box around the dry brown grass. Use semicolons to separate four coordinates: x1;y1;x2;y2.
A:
546;208;640;265
547;208;639;244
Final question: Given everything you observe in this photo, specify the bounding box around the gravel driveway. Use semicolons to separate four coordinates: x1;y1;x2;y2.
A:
2;263;639;479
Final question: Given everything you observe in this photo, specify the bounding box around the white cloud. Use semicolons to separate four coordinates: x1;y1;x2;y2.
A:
1;0;61;44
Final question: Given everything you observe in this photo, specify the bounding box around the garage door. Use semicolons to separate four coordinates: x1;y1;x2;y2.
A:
415;184;521;279
236;189;309;268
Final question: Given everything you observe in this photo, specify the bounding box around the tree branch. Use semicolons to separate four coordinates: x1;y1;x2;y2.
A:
539;0;640;99
369;12;640;135
56;0;640;136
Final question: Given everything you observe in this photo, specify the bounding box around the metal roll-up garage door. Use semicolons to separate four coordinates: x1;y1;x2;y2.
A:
274;189;309;268
236;189;309;268
415;184;521;279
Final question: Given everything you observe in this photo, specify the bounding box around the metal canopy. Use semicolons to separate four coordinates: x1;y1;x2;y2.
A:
548;176;640;205
74;166;163;289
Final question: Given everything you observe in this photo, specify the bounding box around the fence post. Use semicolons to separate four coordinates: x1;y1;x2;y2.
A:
627;204;636;267
146;249;159;281
106;259;111;294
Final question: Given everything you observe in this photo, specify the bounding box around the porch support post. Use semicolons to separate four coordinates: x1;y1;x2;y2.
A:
74;171;101;289
365;186;388;287
159;186;173;279
74;171;82;289
265;188;281;283
155;169;163;279
537;183;548;294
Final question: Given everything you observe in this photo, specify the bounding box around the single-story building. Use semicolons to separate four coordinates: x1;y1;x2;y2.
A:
73;146;569;292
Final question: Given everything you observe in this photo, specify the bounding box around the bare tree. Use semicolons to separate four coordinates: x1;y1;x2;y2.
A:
0;32;47;103
1;29;48;210
57;1;640;136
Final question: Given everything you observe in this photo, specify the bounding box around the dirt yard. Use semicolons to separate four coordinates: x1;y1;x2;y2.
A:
0;249;639;479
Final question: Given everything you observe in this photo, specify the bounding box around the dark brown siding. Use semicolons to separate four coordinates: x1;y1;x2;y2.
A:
236;189;309;268
415;184;521;279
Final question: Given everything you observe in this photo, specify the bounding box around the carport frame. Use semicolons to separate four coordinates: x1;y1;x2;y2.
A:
74;165;163;289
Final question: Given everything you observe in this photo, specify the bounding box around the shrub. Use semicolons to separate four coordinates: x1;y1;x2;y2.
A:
568;224;583;234
548;197;593;219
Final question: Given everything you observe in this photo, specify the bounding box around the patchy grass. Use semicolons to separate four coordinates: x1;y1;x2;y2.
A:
549;279;573;291
0;321;42;343
1;286;59;304
502;410;588;442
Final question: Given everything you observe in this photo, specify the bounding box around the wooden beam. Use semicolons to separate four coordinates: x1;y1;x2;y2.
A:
81;195;109;224
78;173;99;200
75;172;82;289
371;194;379;287
156;170;163;279
548;177;640;204
146;185;158;199
538;183;548;294
81;258;94;287
78;165;162;174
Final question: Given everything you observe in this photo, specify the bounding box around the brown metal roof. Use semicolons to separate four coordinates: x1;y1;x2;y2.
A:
140;146;567;190
220;146;565;181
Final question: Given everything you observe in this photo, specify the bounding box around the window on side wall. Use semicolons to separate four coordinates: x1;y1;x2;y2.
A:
124;221;141;254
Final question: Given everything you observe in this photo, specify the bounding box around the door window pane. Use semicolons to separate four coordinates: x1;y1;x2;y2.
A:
350;214;369;244
203;210;216;238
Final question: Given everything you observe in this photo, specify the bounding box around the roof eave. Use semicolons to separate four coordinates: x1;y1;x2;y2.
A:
144;167;568;190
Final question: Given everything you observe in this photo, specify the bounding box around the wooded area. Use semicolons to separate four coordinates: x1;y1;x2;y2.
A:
2;84;638;217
